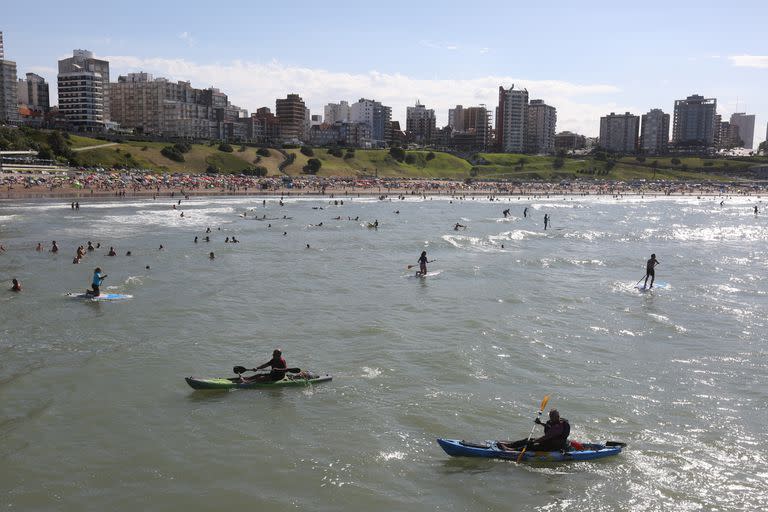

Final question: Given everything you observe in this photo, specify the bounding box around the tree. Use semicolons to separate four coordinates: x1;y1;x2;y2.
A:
37;146;54;160
303;158;322;174
256;148;271;157
552;156;565;169
161;146;185;162
389;147;406;162
758;141;768;155
426;151;435;161
218;143;234;152
47;131;72;159
300;146;314;157
670;157;681;165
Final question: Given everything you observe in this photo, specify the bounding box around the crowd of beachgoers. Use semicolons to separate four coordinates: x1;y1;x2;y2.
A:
1;170;765;199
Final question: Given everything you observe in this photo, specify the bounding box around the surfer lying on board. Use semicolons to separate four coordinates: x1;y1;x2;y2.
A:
87;267;107;296
454;223;466;231
644;253;660;289
242;349;288;383
498;409;571;452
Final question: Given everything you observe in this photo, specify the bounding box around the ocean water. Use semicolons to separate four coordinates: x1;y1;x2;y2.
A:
1;194;766;511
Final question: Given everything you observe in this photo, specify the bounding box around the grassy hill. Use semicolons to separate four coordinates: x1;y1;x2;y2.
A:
282;148;473;178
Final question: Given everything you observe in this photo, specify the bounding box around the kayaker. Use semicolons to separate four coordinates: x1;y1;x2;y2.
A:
499;409;571;452
643;253;660;289
11;278;22;292
244;349;288;382
88;267;107;296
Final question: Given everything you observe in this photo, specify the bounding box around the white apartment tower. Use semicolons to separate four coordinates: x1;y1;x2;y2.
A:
406;101;436;144
496;85;528;153
57;49;110;131
324;101;350;124
0;31;20;124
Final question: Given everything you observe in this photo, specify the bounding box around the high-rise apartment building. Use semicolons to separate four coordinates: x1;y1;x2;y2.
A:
275;93;307;141
17;73;50;113
448;105;464;130
324;101;350;125
640;108;670;155
57;49;110;131
446;104;491;151
0;32;20;124
599;112;639;152
496;85;528;153
729;113;755;149
672;94;717;147
526;99;556;153
110;72;246;140
350;98;392;145
406;101;436;144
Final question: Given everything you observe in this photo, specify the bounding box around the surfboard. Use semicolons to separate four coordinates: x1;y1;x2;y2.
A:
410;270;443;278
66;292;134;301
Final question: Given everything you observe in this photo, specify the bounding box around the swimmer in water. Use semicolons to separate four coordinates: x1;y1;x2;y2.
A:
11;278;22;292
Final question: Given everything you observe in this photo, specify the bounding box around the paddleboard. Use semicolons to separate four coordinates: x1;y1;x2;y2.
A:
66;292;133;301
410;270;443;278
635;281;669;291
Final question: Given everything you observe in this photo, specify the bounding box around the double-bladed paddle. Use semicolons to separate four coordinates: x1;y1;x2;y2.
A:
233;366;301;375
517;394;550;463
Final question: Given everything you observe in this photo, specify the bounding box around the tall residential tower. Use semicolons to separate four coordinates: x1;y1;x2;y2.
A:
496;85;528;153
57;49;110;131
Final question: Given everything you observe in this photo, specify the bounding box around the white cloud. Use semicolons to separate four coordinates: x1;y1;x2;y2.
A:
728;55;768;68
104;55;625;136
178;32;196;47
419;40;459;51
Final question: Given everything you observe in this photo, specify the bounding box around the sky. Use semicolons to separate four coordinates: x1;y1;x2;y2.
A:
3;0;767;144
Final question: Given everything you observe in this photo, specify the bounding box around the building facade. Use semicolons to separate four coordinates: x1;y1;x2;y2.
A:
729;113;755;149
57;50;110;131
405;101;436;144
672;94;717;148
324;101;350;125
599;112;639;152
350;98;391;146
554;131;586;152
17;72;50;113
526;99;556;153
0;32;20;124
275;93;307;142
640;108;670;155
496;85;528;153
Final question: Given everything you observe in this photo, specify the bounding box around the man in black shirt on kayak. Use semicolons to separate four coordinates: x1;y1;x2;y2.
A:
243;349;288;382
499;409;571;452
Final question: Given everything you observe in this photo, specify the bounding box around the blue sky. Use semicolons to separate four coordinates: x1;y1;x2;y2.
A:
3;0;767;142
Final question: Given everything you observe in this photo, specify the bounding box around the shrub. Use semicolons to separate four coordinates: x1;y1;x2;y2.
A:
553;156;565;169
303;158;322;174
300;146;314;157
173;142;192;153
389;147;406;162
636;156;646;162
426;151;435;161
239;145;247;152
161;146;185;162
141;145;149;151
206;164;219;174
327;148;343;158
405;154;416;164
256;148;271;157
343;152;354;160
218;143;234;153
671;158;681;165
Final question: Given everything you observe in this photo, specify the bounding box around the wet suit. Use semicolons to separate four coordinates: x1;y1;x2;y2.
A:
644;256;659;288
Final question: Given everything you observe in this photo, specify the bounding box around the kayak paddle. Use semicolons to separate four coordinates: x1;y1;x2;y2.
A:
233;366;301;375
517;394;550;463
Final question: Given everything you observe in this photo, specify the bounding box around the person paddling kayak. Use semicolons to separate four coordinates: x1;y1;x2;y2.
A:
498;409;571;452
243;349;288;382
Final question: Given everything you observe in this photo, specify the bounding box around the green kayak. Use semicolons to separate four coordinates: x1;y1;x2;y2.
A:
185;371;332;390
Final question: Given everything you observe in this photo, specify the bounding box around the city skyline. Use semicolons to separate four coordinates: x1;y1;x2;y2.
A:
2;1;767;145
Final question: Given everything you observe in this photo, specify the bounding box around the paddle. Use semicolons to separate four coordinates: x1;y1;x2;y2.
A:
233;366;301;375
407;259;437;270
635;275;646;287
516;394;550;463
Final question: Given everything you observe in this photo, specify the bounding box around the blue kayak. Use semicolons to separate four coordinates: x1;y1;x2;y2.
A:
436;438;625;462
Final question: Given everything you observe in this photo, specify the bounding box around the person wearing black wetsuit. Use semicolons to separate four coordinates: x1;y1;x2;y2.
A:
644;253;660;289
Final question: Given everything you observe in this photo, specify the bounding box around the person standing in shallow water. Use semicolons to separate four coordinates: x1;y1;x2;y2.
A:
544;214;550;230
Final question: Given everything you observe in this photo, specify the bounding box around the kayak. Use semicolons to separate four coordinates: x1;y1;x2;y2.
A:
436;438;625;462
185;371;332;390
